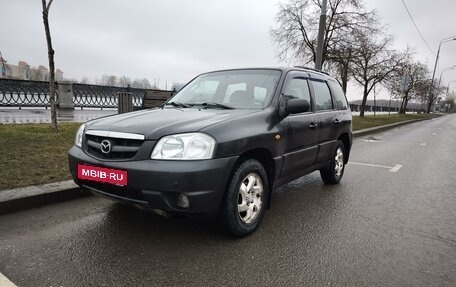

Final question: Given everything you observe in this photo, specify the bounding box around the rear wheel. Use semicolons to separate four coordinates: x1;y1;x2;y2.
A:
221;159;268;237
320;140;346;184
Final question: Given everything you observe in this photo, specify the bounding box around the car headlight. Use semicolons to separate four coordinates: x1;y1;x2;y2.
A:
75;123;86;148
151;133;215;160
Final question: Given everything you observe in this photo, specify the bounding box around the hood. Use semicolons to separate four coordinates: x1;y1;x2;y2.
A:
85;107;259;140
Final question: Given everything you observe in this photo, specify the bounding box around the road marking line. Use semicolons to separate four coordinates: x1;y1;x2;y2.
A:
349;162;403;173
349;162;394;169
0;272;17;287
362;140;428;146
389;164;403;173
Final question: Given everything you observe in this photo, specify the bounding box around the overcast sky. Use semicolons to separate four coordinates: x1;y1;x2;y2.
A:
1;0;455;100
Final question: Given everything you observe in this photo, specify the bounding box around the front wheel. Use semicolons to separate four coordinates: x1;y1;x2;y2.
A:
221;159;268;237
320;140;346;184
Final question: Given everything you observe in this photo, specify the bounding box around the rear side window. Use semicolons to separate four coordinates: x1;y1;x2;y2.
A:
283;78;312;104
311;80;333;111
327;81;348;110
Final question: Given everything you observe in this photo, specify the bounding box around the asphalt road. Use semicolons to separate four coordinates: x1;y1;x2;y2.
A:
1;114;455;287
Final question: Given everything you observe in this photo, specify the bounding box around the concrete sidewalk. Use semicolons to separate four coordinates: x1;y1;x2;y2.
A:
0;116;436;215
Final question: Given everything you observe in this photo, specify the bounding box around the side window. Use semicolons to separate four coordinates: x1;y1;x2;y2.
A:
283;78;312;104
311;80;333;111
327;81;348;110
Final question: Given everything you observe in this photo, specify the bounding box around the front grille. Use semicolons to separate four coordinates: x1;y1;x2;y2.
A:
85;134;143;160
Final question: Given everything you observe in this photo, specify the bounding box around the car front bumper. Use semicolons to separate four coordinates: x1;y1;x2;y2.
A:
68;146;238;215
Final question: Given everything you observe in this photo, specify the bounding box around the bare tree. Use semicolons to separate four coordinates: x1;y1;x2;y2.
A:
426;82;441;114
140;78;152;89
42;0;58;131
443;91;456;113
101;74;118;86
117;75;131;87
271;0;375;66
351;31;409;117
271;0;378;95
80;76;90;84
131;78;152;89
423;81;447;113
386;58;430;114
327;37;359;94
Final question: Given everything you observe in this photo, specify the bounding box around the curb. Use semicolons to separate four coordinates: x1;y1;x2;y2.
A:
0;116;439;216
0;180;90;215
352;118;427;137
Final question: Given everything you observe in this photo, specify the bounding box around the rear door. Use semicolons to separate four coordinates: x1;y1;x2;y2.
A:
308;78;338;163
327;80;352;132
279;74;320;177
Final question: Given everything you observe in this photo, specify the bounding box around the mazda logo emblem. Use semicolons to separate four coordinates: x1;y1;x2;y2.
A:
100;140;112;154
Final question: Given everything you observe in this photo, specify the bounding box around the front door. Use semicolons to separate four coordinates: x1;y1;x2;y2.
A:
280;76;319;177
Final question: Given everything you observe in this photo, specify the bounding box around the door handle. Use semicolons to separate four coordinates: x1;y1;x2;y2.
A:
333;119;341;126
309;122;318;129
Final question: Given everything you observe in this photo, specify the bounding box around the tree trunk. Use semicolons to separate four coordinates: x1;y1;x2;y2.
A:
359;84;369;117
426;95;434;113
42;0;58;132
403;96;410;114
340;63;349;95
399;96;406;114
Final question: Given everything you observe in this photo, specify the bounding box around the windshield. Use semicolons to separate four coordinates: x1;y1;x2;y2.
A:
169;69;281;109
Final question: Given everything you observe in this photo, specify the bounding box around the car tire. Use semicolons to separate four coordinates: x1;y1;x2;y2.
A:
320;140;346;184
221;159;268;237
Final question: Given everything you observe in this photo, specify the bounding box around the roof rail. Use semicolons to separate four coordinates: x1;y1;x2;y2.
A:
294;66;330;76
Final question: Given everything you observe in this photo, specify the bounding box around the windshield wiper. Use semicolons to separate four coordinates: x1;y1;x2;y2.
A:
189;102;234;109
164;101;190;108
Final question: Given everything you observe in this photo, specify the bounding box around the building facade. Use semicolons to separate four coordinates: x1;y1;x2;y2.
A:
0;57;63;81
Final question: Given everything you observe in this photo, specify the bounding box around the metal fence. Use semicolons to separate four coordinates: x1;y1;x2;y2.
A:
0;78;54;108
0;78;173;109
72;83;146;109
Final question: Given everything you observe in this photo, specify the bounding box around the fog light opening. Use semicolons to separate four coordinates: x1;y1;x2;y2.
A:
177;193;190;209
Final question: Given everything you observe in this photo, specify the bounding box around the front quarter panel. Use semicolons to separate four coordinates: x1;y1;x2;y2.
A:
202;108;287;159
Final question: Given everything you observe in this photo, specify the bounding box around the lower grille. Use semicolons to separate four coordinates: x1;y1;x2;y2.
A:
81;180;145;201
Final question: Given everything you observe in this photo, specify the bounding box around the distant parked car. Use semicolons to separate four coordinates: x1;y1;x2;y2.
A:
68;67;352;236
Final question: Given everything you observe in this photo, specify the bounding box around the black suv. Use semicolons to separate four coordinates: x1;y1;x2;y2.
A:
68;67;352;236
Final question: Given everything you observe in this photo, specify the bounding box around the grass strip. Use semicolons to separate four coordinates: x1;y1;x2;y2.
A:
352;113;438;131
0;123;80;190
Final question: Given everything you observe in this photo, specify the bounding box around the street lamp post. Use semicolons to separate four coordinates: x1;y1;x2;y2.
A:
437;65;456;90
446;80;456;96
315;0;328;70
428;36;456;113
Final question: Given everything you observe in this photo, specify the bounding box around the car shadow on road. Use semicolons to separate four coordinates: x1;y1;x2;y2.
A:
102;202;230;239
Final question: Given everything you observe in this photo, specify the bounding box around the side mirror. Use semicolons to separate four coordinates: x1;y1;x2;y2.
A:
286;98;310;114
279;98;310;118
279;98;309;118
